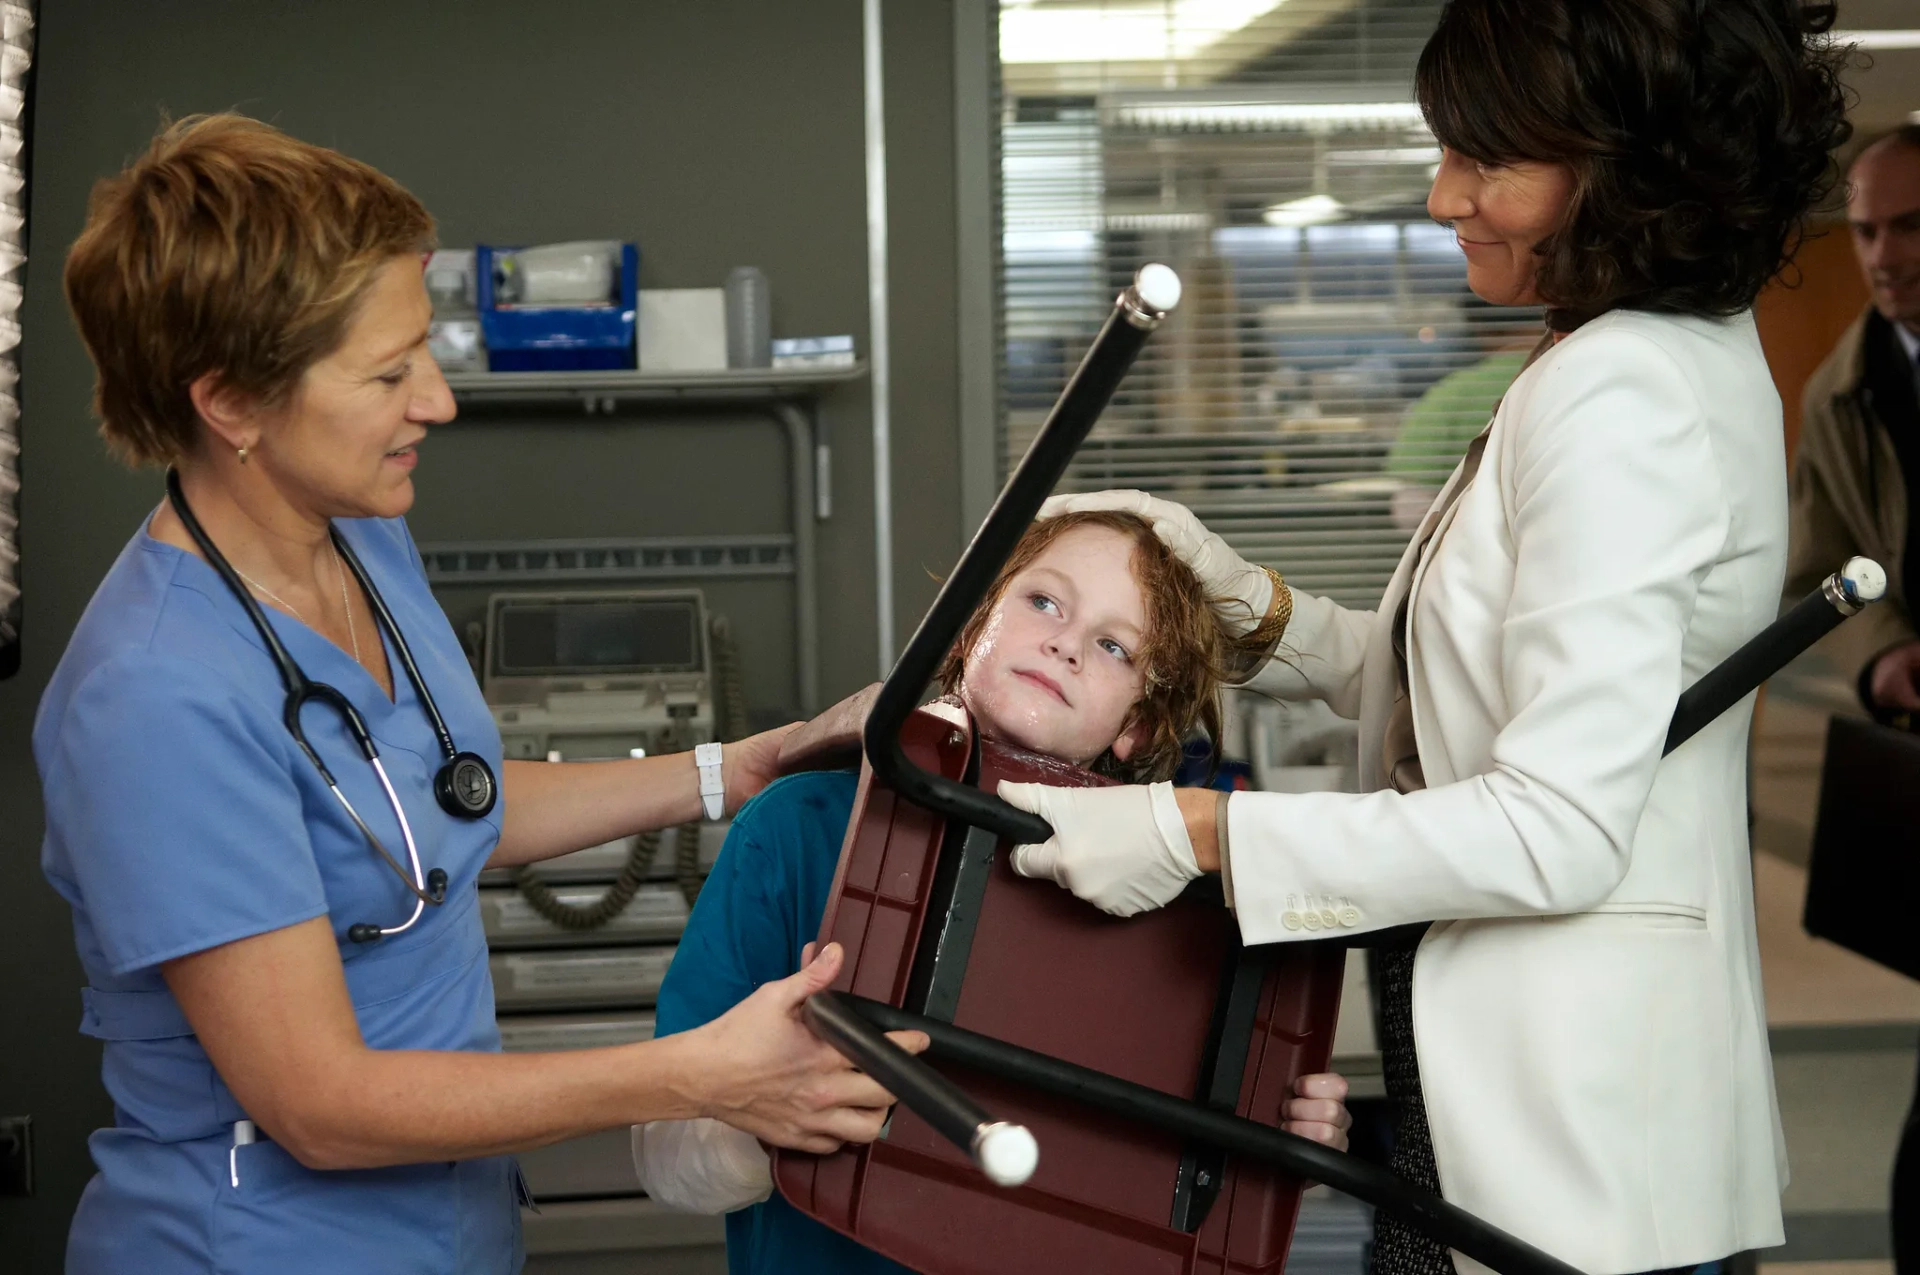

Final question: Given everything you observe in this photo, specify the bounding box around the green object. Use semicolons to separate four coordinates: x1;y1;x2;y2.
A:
1386;350;1529;484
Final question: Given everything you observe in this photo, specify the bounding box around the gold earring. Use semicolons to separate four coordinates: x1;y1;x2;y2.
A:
237;445;249;464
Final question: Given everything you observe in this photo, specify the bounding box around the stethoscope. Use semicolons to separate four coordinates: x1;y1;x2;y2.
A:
165;469;498;943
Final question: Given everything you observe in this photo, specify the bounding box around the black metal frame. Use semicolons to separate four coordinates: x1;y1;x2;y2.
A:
1169;944;1269;1233
832;992;1586;1275
905;822;999;1023
861;281;1171;848
1666;570;1872;751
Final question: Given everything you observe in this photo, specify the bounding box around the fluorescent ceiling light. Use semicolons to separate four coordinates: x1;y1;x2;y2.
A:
1001;0;1288;65
1327;145;1442;166
1117;100;1427;130
1106;210;1212;231
1263;194;1344;227
1003;229;1102;256
1831;28;1920;50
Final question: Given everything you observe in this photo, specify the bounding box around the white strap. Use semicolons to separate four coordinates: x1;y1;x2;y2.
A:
230;1119;255;1188
695;742;725;821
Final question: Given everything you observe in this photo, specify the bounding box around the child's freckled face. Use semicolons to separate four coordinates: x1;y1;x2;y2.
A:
959;524;1149;766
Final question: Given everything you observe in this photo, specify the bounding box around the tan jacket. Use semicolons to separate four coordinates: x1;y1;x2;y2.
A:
1787;309;1917;684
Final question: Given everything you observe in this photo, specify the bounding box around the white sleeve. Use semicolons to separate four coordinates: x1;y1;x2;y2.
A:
1226;330;1731;940
1240;586;1376;718
631;1119;773;1214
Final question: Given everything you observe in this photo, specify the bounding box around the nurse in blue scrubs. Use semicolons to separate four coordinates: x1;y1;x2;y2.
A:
35;113;920;1274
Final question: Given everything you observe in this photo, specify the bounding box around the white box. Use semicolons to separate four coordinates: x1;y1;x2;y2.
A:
771;350;858;370
638;289;728;373
428;317;485;373
771;335;857;370
771;335;855;357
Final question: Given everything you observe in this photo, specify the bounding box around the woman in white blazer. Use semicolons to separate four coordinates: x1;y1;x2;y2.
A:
998;2;1853;1272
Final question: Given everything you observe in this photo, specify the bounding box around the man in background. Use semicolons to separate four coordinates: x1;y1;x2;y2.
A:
1785;124;1920;1274
1790;126;1920;718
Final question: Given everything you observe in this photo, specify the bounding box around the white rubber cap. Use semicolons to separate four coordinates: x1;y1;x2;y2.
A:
1134;263;1182;314
975;1122;1040;1188
1842;556;1887;603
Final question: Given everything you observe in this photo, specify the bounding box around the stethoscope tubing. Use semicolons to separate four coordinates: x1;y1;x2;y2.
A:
365;756;429;934
162;469;474;934
323;759;434;921
330;528;462;764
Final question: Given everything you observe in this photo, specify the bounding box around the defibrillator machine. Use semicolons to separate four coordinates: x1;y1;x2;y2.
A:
475;587;740;1200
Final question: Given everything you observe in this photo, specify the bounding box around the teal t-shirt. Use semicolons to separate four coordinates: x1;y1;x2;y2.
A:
654;770;911;1275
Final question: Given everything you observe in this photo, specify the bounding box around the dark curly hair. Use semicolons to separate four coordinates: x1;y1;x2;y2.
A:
1416;0;1852;327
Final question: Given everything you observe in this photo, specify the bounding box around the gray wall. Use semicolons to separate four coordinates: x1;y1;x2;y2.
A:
0;1;965;1266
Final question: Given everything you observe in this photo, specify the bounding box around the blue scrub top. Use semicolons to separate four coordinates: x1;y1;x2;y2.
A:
655;770;911;1275
35;514;520;1274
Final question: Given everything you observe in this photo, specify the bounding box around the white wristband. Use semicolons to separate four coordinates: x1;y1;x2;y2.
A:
695;742;725;820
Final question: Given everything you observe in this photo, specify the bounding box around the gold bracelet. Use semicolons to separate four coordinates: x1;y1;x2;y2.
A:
1243;566;1292;648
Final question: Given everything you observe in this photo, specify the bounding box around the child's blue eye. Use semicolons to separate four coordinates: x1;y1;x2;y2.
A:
1029;593;1059;615
1099;638;1131;661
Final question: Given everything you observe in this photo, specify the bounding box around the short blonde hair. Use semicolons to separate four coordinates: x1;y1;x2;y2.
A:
63;114;436;466
938;510;1262;783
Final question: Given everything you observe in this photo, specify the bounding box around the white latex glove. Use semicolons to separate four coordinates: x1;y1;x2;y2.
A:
1038;489;1272;633
633;1118;772;1214
999;780;1201;917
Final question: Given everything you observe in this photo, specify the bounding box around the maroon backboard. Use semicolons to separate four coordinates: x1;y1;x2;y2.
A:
773;708;1347;1274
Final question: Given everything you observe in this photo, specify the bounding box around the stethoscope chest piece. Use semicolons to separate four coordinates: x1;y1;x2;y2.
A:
436;752;497;818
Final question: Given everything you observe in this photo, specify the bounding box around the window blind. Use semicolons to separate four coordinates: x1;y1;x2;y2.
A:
0;1;28;674
996;0;1543;611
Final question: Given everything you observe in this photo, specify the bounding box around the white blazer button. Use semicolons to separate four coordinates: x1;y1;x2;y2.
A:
1303;912;1322;931
1339;907;1360;928
1283;911;1303;931
1319;908;1339;929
